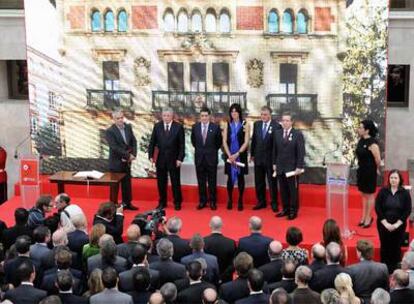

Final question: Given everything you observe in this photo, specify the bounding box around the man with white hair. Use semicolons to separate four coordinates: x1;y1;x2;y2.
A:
402;251;414;289
371;288;390;304
106;109;138;210
54;193;86;233
148;107;185;210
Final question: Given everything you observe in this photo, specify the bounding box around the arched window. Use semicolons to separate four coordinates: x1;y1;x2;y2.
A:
282;10;293;33
205;9;216;32
91;10;101;32
163;9;175;32
117;10;127;32
104;10;114;32
192;11;202;32
219;10;230;33
297;10;308;34
177;10;189;33
268;10;279;33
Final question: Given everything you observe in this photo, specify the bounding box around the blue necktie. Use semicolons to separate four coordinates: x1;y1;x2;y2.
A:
262;123;267;139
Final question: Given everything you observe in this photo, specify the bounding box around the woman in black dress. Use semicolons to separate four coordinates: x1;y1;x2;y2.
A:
355;120;381;228
222;103;250;211
375;169;411;273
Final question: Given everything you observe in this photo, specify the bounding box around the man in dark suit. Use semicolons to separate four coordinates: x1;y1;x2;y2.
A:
268;259;297;293
258;240;283;284
309;243;326;274
116;224;141;263
106;109;138;210
390;269;414;303
127;268;152;304
250;105;281;211
204;216;237;283
273;112;305;220
1;208;31;250
149;107;185;210
237;216;273;268
56;270;88;303
162;216;191;262
191;107;222;210
235;269;269;304
290;266;321;304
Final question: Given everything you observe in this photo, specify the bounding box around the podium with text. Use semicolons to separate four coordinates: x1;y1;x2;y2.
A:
326;162;352;239
20;155;40;209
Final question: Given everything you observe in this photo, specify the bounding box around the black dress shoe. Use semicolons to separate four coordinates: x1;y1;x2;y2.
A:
197;203;206;210
271;205;279;213
210;203;217;210
174;205;181;211
276;210;288;217
123;204;138;211
156;204;166;209
288;213;297;220
252;204;266;210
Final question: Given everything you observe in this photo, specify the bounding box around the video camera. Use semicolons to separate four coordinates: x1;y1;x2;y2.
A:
132;208;166;236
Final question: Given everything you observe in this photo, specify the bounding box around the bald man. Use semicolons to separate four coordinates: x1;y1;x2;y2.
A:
258;240;283;283
117;224;141;261
390;269;414;303
309;243;326;274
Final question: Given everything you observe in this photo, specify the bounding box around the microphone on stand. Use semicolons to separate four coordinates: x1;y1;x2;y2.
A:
322;143;341;167
14;133;32;159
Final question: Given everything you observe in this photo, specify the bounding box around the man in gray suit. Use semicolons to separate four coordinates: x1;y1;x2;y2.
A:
30;225;51;265
347;239;389;303
90;267;133;304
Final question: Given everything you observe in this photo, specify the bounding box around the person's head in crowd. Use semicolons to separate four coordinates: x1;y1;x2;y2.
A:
234;252;254;278
249;216;262;233
387;169;404;189
112;109;125;128
101;267;118;289
54;193;71;212
52;228;68;247
356;239;374;261
160;282;177;304
202;288;218;304
87;268;104;296
5;244;17;260
190;233;205;252
33;225;51;244
358;119;378;138
323;219;342;246
100;237;117;265
334;273;357;303
166;216;182;235
270;288;289;304
209;216;223;233
56;270;73;292
371;288;390;304
247;268;264;292
401;251;414;270
138;235;153;252
39;295;62;304
89;223;106;247
71;214;87;231
126;224;141;242
229;103;243;122
17;259;36;284
132;267;150;292
162;107;174;124
199;107;211;125
260;105;272;123
98;234;114;247
97;202;116;221
281;112;294;130
148;292;164;304
326;242;341;264
268;240;283;260
295;265;312;287
14;207;29;226
391;269;409;289
35;195;54;214
286;226;303;247
321;288;340;304
131;243;147;265
281;259;297;280
187;260;203;282
156;238;174;261
312;243;326;262
15;235;31;255
54;248;72;270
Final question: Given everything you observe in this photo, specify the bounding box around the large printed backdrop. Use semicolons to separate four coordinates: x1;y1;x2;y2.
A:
24;0;388;180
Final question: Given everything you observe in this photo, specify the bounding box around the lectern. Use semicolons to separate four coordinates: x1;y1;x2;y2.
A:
19;155;40;208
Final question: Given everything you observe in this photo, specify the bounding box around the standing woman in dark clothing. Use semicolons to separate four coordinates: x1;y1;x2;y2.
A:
222;103;250;211
375;169;412;273
355;120;381;228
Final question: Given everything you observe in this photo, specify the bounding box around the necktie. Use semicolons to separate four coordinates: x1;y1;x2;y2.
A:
202;124;207;144
119;127;127;143
165;124;170;134
284;129;288;140
262;123;267;139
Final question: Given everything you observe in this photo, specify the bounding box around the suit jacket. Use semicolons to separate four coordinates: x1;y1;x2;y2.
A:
106;123;137;172
273;128;305;173
119;265;160;291
4;256;40;287
90;288;133;304
30;243;52;265
148;121;185;169
219;277;250;304
268;279;297;293
191;122;222;167
67;229;89;255
390;288;414;304
290;288;321;304
309;264;349;293
87;254;128;274
251;120;281;166
1;224;32;250
258;258;283;283
127;290;152;304
309;259;326;274
347;260;389;302
58;292;88;304
41;246;80;271
235;292;269;304
4;283;47;304
93;214;124;244
204;233;237;282
41;271;83;295
149;259;186;286
181;251;220;285
238;233;273;267
117;241;139;263
43;267;83;280
163;234;192;262
177;281;216;304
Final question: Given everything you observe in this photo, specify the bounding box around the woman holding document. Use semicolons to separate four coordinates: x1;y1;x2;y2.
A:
222;103;250;211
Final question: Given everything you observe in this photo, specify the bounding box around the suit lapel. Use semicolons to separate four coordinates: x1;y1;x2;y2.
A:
113;125;125;144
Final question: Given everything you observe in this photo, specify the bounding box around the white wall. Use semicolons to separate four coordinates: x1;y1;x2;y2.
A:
0;10;26;60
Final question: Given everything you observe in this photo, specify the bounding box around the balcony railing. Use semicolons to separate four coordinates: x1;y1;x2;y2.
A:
86;89;133;111
152;91;247;114
266;93;318;121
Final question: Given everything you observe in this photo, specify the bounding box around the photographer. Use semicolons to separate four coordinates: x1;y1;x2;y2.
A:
93;202;124;244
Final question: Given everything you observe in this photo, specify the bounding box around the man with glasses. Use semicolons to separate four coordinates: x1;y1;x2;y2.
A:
54;193;86;233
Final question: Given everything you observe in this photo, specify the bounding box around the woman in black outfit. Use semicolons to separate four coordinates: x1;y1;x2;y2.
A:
222;103;250;211
375;169;411;273
355;120;381;228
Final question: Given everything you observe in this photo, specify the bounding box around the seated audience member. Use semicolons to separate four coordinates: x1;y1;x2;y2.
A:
281;226;308;265
346;239;389;302
204;216;237;283
160;282;177;304
177;260;216;304
30;226;52;265
321;219;348;266
334;272;361;304
119;244;160;292
268;259;297;293
117;224;141;262
82;223;106;266
93;202;124;244
87;235;127;274
89;267;133;304
28;196;54;230
320;288;340;304
82;268;103;299
290;266;321;304
371;288;391;304
258;240;283;284
269;288;290;304
181;233;219;285
56;270;87;304
126;268;152;304
219;252;254;303
309;242;348;293
235;268;269;304
238;216;273;268
138;235;159;263
54;194;86;233
148;292;164;304
4;260;47;304
149;238;186;286
389;269;414;303
1;208;31;250
38;295;63;304
401;251;414;289
309;243;326;274
66;214;88;257
163;216;191;262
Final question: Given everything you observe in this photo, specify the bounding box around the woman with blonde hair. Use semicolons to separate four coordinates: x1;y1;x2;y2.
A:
334;273;361;304
83;268;104;298
82;223;106;266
